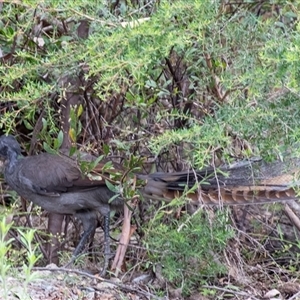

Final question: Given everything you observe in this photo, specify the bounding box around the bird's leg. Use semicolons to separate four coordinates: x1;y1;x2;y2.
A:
101;212;111;275
64;211;97;267
72;221;96;258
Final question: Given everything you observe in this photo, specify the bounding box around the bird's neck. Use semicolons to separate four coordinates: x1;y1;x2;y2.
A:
5;149;22;174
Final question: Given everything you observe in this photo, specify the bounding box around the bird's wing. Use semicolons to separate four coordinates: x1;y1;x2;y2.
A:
17;153;107;196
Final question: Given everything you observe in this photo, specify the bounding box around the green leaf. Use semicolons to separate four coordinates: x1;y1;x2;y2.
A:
23;120;33;130
69;146;77;156
42;118;47;130
77;104;84;117
87;155;104;171
103;144;110;155
105;179;118;193
69;128;76;142
108;193;121;204
57;130;64;149
43;142;56;154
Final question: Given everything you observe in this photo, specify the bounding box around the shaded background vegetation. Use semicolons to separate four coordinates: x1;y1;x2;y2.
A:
1;0;300;298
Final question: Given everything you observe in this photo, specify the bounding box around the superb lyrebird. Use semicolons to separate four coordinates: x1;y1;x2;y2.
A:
0;134;298;271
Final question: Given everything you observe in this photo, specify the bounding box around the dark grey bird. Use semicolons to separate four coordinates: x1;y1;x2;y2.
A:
0;134;123;272
1;134;299;272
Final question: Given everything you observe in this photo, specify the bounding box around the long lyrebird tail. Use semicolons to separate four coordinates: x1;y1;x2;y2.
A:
140;158;300;205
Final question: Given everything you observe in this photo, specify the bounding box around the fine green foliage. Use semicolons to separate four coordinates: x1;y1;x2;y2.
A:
2;0;299;164
1;1;300;163
0;218;14;299
144;208;233;295
0;217;41;299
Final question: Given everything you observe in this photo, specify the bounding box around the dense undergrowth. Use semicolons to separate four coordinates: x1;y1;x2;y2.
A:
1;0;300;298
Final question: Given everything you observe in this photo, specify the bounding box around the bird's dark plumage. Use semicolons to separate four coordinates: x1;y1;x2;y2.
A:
0;135;122;215
0;135;123;272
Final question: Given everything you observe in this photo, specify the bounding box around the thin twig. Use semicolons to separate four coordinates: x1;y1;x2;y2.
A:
25;266;158;299
202;285;261;300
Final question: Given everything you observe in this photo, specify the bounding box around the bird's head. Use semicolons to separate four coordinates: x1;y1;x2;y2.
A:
0;135;22;158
